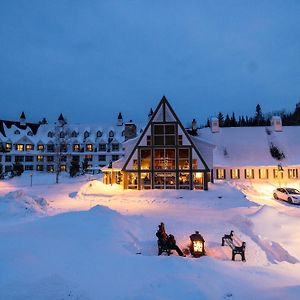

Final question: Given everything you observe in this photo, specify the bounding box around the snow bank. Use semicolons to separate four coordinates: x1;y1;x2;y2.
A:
248;206;300;263
0;190;48;222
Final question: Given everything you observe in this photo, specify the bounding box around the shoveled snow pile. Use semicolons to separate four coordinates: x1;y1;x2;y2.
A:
0;190;48;222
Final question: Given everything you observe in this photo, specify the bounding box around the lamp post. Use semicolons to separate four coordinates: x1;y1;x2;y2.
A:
189;231;205;257
108;160;113;186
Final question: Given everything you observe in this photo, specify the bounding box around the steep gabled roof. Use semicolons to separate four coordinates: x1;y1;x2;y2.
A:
122;96;210;171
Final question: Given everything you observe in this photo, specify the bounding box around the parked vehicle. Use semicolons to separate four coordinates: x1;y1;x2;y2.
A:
0;171;14;180
273;187;300;204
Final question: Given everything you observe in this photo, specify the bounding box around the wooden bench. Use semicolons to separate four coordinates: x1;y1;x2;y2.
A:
157;239;171;256
222;230;246;262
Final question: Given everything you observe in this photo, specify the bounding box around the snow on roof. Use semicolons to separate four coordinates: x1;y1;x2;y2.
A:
198;126;300;167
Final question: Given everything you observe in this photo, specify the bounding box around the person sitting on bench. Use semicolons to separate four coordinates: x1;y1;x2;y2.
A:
167;234;185;257
156;223;168;255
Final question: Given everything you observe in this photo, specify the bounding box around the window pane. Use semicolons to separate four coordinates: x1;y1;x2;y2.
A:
154;125;164;134
154;136;164;145
165;135;175;145
165;125;175;134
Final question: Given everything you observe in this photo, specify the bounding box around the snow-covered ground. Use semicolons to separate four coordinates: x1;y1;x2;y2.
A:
1;172;300;299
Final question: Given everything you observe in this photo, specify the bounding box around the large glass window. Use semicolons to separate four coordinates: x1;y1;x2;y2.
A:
179;172;190;189
141;172;151;189
140;149;151;170
154;172;176;189
153;124;176;146
127;172;138;189
26;144;34;151
154;149;175;170
17;144;24;151
179;148;190;170
193;172;204;190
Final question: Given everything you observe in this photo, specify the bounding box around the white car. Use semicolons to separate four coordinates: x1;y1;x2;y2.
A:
273;187;300;204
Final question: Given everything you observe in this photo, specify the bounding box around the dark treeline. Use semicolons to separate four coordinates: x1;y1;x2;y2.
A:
205;102;300;127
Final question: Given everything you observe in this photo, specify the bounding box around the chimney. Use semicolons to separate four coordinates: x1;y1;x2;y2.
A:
117;112;123;126
124;120;137;141
210;117;219;133
19;112;26;126
192;118;197;131
271;116;282;132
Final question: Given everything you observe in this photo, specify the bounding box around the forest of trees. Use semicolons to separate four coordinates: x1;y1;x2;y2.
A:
205;102;300;128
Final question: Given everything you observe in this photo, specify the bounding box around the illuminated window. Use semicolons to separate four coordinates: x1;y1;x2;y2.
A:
259;169;268;179
154;149;175;170
178;148;190;170
36;165;44;171
17;144;24;151
86;144;93;152
244;169;254;179
140;149;151;170
26;144;34;151
60;165;66;172
37;155;44;162
37;144;44;151
216;169;226;179
230;169;240;179
73;144;80;152
288;169;298;179
6;143;12;151
47;165;54;172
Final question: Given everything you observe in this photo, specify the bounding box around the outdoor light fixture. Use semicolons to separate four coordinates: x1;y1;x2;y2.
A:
189;231;205;257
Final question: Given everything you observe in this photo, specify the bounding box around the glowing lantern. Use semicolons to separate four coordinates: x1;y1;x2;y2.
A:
190;231;205;257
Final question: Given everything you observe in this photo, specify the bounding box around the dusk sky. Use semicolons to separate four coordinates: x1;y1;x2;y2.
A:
1;1;300;126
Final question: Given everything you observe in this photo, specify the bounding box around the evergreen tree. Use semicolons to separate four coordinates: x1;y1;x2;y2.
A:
217;112;224;127
255;104;264;126
205;118;210;128
82;157;89;174
69;157;80;177
224;114;231;127
230;112;237;127
13;162;24;176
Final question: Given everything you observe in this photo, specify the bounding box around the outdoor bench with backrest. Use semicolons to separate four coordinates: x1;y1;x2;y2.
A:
221;230;246;262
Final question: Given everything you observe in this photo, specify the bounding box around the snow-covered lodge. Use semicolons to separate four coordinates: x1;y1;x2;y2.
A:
1;96;299;189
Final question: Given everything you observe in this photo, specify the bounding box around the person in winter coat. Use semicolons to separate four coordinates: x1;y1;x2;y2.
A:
167;234;185;257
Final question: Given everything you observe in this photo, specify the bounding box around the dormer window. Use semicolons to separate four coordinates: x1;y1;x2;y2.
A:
17;144;24;151
26;144;34;151
5;143;12;151
96;130;102;138
37;144;44;151
73;144;80;152
60;132;65;138
14;130;20;135
48;131;53;138
86;144;93;152
71;131;77;138
27;131;33;136
84;131;89;138
109;130;114;137
99;143;106;151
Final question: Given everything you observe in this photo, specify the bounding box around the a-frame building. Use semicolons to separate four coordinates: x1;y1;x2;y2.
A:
103;96;211;190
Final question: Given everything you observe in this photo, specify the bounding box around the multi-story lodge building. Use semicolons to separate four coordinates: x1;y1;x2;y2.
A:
1;96;300;190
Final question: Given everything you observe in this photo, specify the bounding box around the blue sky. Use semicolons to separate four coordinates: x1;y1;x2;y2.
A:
1;0;300;126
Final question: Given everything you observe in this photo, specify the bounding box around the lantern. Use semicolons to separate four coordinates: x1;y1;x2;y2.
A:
190;231;205;257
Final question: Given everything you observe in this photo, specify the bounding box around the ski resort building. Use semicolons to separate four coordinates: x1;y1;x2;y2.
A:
1;96;300;190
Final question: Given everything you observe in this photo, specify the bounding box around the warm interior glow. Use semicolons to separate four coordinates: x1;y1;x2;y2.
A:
193;241;203;252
